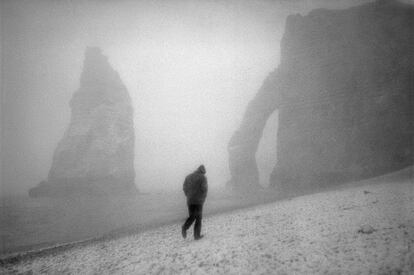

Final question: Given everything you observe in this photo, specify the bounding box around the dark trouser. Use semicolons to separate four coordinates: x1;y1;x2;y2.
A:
183;204;203;238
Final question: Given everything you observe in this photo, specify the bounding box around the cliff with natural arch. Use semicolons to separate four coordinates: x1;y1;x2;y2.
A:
228;0;413;193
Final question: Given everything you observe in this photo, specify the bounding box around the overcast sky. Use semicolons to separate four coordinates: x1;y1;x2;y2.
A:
1;0;373;195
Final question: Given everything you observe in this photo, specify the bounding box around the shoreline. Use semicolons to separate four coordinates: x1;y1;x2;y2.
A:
1;166;411;263
2;178;412;274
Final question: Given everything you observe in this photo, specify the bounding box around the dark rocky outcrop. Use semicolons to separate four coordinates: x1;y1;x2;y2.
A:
29;47;137;197
228;0;413;193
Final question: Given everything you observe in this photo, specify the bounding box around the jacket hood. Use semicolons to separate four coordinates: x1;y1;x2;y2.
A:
196;165;206;174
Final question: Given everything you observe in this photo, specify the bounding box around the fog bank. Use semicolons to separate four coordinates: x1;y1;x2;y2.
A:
1;0;372;195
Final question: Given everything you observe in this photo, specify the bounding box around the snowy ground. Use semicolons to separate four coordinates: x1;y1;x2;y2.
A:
1;179;413;274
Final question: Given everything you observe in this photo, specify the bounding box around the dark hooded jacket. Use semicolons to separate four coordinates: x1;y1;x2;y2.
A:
183;165;208;205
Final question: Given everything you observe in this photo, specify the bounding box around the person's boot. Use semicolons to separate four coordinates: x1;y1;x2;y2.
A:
181;225;187;239
194;235;204;241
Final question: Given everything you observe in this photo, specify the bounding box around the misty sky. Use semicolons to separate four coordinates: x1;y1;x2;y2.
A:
1;0;373;195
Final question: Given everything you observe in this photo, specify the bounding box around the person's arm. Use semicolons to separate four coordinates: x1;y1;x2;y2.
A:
183;177;189;196
201;177;208;199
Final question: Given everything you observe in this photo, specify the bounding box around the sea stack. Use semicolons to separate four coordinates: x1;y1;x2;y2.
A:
228;0;413;193
29;47;137;197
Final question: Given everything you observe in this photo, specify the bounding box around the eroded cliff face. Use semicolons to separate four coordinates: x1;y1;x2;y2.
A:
228;0;413;193
29;47;137;197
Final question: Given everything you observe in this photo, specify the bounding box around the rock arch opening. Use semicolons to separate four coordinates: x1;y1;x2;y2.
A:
256;110;279;188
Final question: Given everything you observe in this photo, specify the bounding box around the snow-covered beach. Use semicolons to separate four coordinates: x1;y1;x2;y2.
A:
1;177;413;274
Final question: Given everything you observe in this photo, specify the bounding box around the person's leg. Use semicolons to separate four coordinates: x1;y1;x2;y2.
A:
182;204;196;238
194;204;203;240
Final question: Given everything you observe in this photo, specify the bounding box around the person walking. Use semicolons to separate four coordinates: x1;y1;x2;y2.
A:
182;165;208;240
